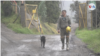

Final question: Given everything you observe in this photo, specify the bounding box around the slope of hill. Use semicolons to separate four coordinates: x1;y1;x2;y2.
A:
1;14;58;35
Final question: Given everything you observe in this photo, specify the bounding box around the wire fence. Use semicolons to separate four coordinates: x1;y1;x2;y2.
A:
79;3;87;29
25;4;43;34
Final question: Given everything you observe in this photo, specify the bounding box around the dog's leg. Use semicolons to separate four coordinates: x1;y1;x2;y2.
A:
43;41;45;48
41;41;42;47
43;39;45;48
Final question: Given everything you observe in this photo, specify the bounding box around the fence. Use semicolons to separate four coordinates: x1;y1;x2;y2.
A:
12;2;17;14
79;3;87;29
25;4;43;34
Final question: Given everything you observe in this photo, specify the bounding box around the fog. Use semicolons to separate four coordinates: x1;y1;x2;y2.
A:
61;0;86;23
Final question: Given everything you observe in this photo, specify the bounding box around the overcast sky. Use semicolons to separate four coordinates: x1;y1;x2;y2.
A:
61;0;86;23
62;0;86;16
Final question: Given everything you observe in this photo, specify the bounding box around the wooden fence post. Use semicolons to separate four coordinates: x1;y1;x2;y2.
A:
15;3;17;14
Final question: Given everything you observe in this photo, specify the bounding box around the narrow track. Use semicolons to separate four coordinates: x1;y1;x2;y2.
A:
1;23;96;56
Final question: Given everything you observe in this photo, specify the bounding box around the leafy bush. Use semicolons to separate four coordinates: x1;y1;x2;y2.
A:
26;1;40;5
38;1;47;22
2;2;13;16
7;23;34;34
76;28;100;53
45;1;61;23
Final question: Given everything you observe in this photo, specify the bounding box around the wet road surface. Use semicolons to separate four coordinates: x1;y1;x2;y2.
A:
1;23;96;56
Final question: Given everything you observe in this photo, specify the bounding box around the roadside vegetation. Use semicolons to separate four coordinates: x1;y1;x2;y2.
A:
1;14;58;34
1;1;32;34
70;1;100;54
0;3;57;34
0;9;57;34
76;28;100;54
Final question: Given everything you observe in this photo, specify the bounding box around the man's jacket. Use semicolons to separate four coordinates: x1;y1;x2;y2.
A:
57;15;71;30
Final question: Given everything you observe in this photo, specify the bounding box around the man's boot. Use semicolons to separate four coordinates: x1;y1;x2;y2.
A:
61;37;64;49
66;42;69;50
66;37;69;50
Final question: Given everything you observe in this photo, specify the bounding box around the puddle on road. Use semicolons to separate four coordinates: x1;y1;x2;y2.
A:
21;35;77;51
5;44;31;56
1;36;9;43
46;42;77;51
17;44;29;51
45;35;77;51
21;39;39;42
21;35;71;42
3;35;77;56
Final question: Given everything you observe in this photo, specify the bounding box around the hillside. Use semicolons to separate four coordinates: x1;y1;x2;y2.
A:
1;14;58;35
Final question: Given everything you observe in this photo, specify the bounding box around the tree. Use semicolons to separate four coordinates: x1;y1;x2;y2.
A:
25;1;40;5
25;1;61;23
70;1;80;23
92;1;100;28
38;1;47;22
1;1;13;16
70;3;76;12
45;1;61;24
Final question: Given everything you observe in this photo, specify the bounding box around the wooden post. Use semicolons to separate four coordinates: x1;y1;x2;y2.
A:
87;1;92;30
85;4;87;28
91;11;93;29
15;3;17;14
79;4;81;29
13;2;14;12
25;4;27;27
20;1;26;27
96;2;97;28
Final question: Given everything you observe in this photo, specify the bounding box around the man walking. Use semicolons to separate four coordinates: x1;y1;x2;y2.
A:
57;10;71;50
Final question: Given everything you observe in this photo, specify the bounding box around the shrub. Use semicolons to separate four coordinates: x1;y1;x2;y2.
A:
2;2;13;16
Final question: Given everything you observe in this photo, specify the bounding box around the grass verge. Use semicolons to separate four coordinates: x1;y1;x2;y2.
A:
41;22;58;35
1;14;35;34
0;15;57;35
1;14;58;34
75;28;100;54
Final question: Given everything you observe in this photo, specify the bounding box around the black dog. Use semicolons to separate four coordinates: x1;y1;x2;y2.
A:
40;36;46;48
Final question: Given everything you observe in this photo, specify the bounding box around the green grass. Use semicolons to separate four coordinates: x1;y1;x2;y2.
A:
1;14;35;34
44;23;58;34
75;28;100;53
0;3;3;15
0;15;57;35
1;14;58;34
0;4;39;34
40;22;58;35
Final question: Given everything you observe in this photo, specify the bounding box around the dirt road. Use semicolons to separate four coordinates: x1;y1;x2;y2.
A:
1;23;96;56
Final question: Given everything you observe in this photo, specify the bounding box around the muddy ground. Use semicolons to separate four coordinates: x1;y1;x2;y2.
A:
1;23;97;56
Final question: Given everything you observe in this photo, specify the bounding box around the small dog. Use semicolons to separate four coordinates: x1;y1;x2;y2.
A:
40;36;46;48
